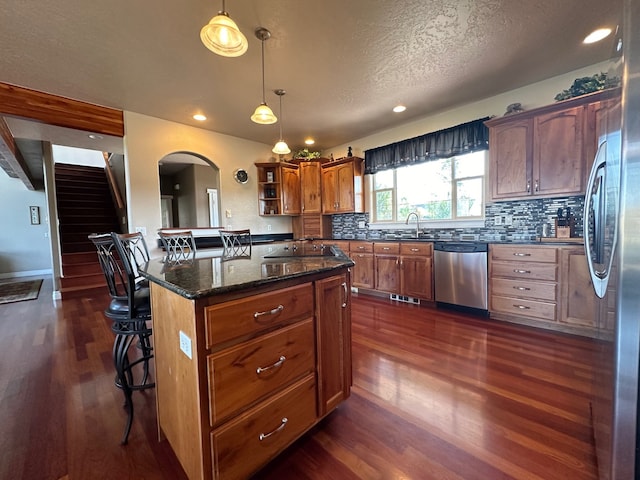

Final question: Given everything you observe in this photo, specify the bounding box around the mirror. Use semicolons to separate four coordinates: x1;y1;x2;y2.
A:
158;152;221;228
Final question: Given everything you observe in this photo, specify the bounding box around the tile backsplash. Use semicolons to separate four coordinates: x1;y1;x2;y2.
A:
331;195;585;241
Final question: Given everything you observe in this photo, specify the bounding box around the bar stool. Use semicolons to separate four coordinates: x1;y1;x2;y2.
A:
219;229;252;258
158;229;197;262
89;232;155;444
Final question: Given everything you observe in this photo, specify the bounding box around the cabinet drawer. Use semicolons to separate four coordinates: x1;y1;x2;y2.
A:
491;262;558;281
374;242;400;254
400;242;433;256
490;245;557;263
211;375;317;480
491;295;557;321
349;241;373;253
208;320;315;426
491;278;557;302
329;240;350;253
205;283;313;348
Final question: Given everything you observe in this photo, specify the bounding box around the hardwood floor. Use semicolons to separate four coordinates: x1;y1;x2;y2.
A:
0;277;599;479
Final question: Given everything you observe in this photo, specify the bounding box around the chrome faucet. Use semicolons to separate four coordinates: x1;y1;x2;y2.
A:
405;211;421;238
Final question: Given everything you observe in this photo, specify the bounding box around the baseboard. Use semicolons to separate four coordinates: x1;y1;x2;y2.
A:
0;269;52;280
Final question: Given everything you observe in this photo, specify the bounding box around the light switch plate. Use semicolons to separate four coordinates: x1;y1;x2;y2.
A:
494;215;502;225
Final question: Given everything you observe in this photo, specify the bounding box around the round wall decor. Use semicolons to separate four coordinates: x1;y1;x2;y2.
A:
233;168;249;184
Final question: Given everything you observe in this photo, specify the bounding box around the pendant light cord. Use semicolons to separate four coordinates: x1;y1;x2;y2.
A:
261;39;266;103
278;94;284;137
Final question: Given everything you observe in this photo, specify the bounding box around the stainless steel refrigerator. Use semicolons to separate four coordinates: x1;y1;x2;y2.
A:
584;1;640;477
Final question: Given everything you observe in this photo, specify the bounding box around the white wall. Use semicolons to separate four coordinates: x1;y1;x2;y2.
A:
122;112;293;254
52;144;105;167
324;62;610;159
0;173;52;278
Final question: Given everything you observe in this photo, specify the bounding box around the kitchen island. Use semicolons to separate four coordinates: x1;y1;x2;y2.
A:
141;244;353;480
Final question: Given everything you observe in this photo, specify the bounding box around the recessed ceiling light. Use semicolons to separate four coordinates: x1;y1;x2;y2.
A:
88;134;103;140
583;28;612;44
304;138;315;145
193;114;207;121
393;105;406;113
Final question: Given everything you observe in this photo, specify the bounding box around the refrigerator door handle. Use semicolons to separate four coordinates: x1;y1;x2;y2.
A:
584;141;608;298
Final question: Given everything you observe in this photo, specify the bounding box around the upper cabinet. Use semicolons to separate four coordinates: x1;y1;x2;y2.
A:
255;162;300;216
321;157;365;214
486;90;607;202
298;160;324;214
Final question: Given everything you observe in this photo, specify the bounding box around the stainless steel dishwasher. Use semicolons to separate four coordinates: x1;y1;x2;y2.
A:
434;242;488;313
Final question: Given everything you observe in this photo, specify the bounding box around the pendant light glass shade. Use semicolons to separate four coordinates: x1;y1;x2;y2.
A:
251;28;277;125
251;103;277;124
272;89;290;154
272;140;291;155
200;1;248;57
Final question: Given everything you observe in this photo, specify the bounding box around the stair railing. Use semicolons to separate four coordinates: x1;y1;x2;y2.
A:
102;152;126;229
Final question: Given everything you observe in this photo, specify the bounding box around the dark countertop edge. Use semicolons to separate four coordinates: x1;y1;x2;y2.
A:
141;250;354;300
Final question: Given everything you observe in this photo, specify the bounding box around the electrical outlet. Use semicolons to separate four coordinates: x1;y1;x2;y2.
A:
267;224;272;231
494;215;502;225
227;224;232;230
505;215;513;226
358;220;366;228
179;330;192;360
135;226;147;235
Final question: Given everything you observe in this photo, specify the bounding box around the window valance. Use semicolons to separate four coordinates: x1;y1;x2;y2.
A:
364;117;490;175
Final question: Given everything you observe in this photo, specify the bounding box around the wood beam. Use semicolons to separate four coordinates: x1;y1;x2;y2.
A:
0;82;124;137
0;116;35;190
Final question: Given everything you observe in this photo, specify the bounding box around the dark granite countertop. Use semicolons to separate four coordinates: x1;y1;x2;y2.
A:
327;237;584;246
140;244;353;300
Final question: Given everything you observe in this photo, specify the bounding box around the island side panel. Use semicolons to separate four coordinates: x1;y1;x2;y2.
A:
151;282;210;480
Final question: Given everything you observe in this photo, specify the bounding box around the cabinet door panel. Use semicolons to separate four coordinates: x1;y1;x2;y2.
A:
336;163;355;212
375;255;399;293
351;253;374;289
401;255;432;300
533;106;584;196
321;167;337;213
559;248;597;327
315;274;351;415
490;118;532;199
281;165;301;214
300;162;322;213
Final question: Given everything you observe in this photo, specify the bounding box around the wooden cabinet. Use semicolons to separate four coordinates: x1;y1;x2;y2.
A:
533;106;584;197
292;214;332;239
255;162;300;216
151;270;351;480
489;244;559;324
349;241;375;289
374;242;400;293
315;273;352;415
321;157;364;213
298;160;323;213
486;90;607;201
559;247;597;328
400;242;433;301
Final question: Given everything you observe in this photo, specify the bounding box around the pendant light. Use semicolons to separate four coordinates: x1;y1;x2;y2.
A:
250;28;277;125
272;89;291;155
200;0;248;57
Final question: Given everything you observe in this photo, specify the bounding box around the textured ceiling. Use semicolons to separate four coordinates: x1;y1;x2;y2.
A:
0;0;621;153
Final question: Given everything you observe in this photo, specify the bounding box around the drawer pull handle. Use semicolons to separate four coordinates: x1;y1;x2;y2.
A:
514;304;530;310
383;247;390;250
259;417;288;441
342;282;348;308
357;246;365;250
513;253;531;257
513;269;531;274
513;286;531;291
410;248;419;252
254;304;284;320
256;355;286;375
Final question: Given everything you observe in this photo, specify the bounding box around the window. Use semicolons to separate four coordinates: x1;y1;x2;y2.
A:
371;151;486;223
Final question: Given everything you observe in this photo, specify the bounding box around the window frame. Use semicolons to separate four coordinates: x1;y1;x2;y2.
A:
369;151;487;227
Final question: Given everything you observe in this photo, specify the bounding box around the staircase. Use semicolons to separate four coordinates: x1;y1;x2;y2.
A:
55;163;122;299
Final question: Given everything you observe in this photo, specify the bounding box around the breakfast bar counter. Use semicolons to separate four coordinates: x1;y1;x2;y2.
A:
140;245;353;480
